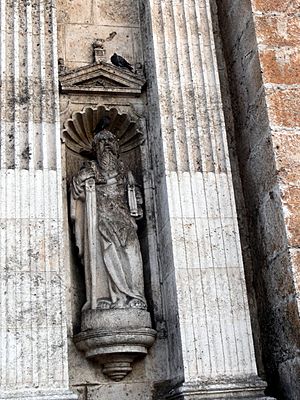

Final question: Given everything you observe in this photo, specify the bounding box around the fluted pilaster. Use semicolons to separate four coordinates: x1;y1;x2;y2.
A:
0;0;75;398
145;0;268;397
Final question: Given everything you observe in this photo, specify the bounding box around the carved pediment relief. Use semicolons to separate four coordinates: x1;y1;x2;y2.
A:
59;62;146;95
73;77;121;88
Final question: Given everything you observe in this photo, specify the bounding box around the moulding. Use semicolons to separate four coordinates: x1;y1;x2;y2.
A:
59;62;146;95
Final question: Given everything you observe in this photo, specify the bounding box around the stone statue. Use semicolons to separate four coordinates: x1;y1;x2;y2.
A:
70;128;147;311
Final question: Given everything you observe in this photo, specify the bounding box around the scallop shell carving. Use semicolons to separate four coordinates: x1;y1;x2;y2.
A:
62;105;143;155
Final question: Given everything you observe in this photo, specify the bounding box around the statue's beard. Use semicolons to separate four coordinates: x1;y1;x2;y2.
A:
99;149;118;173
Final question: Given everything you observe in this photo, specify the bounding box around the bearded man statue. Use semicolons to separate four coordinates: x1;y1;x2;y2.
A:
70;128;147;311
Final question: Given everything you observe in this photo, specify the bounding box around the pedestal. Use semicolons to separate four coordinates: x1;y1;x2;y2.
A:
74;309;156;381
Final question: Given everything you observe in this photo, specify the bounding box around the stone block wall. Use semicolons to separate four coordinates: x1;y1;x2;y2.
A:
57;0;144;70
215;0;300;398
253;0;300;270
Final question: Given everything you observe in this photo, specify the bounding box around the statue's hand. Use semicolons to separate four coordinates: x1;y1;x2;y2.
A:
78;167;95;182
72;167;95;200
128;170;135;186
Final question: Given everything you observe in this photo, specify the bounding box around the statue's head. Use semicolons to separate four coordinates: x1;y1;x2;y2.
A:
92;129;119;169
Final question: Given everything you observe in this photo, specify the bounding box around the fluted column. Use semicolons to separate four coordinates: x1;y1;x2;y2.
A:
145;0;269;398
0;0;76;399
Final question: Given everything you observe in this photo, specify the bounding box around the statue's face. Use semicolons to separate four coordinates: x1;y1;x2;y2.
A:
95;134;119;166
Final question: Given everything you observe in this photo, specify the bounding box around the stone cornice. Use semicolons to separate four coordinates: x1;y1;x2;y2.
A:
59;62;146;95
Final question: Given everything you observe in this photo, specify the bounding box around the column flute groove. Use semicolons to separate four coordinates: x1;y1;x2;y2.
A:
146;0;269;396
161;0;189;172
172;0;201;173
0;0;77;398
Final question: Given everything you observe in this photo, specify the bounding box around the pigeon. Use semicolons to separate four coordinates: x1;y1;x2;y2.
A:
93;116;111;133
111;53;133;72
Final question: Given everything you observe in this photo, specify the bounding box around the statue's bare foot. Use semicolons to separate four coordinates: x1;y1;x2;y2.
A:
97;299;111;309
111;299;127;309
128;298;147;309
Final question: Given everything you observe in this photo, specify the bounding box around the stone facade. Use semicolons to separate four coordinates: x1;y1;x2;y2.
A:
216;0;300;398
0;1;298;400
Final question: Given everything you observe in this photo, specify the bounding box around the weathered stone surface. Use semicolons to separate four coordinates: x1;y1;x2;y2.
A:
81;309;152;331
254;15;300;47
64;24;138;65
260;49;300;85
217;0;255;56
242;135;278;201
87;383;154;400
72;386;86;400
93;0;140;27
273;131;300;183
278;357;300;400
254;185;288;259
163;378;270;400
252;0;300;13
282;186;300;247
266;88;300;128
0;0;76;398
57;0;143;71
262;249;296;300
291;249;300;295
216;0;300;398
57;0;93;24
59;62;146;95
143;0;267;397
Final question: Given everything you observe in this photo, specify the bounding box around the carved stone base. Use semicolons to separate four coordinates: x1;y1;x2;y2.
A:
80;307;151;331
102;357;133;381
74;308;156;381
164;377;275;400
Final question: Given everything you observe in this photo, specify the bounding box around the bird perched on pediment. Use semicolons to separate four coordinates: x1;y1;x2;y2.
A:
111;53;133;72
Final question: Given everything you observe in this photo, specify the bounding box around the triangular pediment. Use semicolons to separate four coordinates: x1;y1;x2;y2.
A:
59;61;146;95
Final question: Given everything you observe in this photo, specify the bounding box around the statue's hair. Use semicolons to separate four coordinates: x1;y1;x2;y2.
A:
92;129;118;151
93;129;116;143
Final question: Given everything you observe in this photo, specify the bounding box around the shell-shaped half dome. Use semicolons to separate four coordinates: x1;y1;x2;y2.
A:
62;105;143;155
